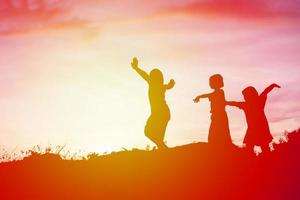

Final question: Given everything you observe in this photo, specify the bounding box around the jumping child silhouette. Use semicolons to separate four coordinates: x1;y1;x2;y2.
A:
193;74;232;147
227;83;280;153
131;57;175;149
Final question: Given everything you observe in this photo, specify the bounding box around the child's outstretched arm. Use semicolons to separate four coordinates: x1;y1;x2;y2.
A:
193;93;211;103
165;79;175;90
131;57;150;83
260;83;281;97
226;101;244;109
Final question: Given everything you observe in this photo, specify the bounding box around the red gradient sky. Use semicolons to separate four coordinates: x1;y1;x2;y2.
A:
0;0;299;156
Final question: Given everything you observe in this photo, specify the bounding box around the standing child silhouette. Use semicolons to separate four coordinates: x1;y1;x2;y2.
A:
227;84;280;153
193;74;232;147
131;57;175;149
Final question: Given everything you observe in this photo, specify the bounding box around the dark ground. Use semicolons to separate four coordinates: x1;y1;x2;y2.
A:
0;129;299;200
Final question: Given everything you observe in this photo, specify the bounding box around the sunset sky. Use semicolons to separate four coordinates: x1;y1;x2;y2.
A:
0;0;299;156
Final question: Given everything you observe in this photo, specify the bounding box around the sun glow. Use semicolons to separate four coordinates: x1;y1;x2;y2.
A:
0;0;299;156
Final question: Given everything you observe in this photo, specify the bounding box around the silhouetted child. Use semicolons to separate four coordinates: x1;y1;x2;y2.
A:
193;74;232;147
131;57;175;149
227;83;280;153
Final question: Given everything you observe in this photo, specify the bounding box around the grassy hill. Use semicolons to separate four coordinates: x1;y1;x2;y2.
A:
0;129;299;200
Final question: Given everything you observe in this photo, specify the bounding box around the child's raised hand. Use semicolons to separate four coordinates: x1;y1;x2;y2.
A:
168;79;175;88
169;79;175;85
131;57;138;69
193;96;200;103
272;83;281;88
165;79;175;89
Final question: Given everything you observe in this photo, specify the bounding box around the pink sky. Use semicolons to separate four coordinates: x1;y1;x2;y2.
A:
0;0;299;157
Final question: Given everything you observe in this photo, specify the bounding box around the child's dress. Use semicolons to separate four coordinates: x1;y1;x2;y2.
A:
238;95;273;146
144;84;170;144
208;89;232;146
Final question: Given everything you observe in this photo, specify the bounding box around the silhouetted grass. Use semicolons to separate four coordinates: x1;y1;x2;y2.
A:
0;129;299;200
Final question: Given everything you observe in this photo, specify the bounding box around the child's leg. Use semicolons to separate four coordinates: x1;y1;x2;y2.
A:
156;120;169;149
245;143;254;153
145;130;158;147
261;144;271;154
145;113;169;149
145;119;166;149
157;141;168;149
145;118;157;147
146;134;166;149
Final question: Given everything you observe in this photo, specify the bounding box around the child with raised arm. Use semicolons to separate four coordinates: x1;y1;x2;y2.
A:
131;57;175;149
227;83;280;153
193;74;232;147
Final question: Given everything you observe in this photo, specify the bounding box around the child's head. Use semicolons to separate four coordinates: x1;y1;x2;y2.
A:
150;68;163;85
242;86;259;102
209;74;224;90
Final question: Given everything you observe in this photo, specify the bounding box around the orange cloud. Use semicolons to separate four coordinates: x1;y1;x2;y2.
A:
0;0;86;36
161;0;300;20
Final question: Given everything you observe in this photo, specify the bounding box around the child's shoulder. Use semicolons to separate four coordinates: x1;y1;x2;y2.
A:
209;89;225;101
213;89;225;95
